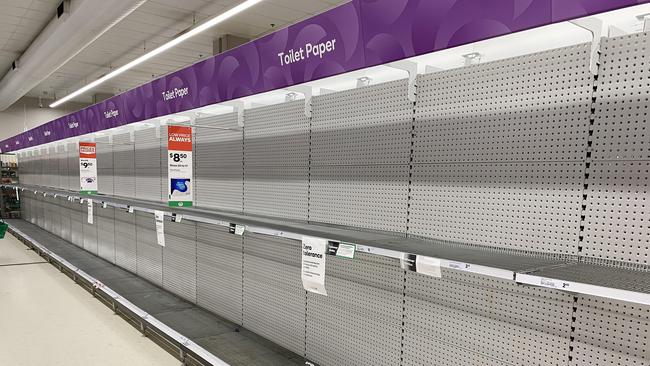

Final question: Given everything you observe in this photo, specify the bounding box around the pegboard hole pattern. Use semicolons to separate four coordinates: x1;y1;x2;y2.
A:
309;164;409;232
583;32;650;266
410;162;584;254
583;161;650;265
244;100;310;166
570;295;650;365
311;79;413;166
415;44;592;164
593;32;650;160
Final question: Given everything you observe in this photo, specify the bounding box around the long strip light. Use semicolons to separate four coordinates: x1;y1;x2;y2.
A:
50;0;263;108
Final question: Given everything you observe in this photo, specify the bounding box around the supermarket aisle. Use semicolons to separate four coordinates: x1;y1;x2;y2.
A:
0;232;179;366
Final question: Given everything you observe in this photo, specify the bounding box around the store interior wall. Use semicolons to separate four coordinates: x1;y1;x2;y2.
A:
0;97;89;141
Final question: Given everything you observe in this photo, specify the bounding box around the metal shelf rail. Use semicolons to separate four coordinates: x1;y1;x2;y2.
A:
6;183;649;307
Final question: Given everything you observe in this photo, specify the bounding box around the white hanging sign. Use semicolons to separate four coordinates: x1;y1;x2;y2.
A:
301;236;328;296
167;126;193;207
79;142;98;194
154;210;165;247
87;199;94;224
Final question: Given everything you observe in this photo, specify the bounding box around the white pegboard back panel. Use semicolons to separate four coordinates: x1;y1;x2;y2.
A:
195;167;243;211
592;32;650;161
195;113;243;211
404;270;572;366
244;100;310;167
309;164;409;233
583;161;650;265
194;113;242;166
414;43;592;164
407;269;574;335
96;206;116;264
243;233;305;356
311;79;413;166
97;136;114;196
67;143;80;192
243;165;308;220
196;223;243;325
410;162;584;254
135;212;162;285
163;218;197;303
114;209;137;273
570;295;650;366
306;254;404;366
134;128;163;202
112;133;135;198
582;32;650;267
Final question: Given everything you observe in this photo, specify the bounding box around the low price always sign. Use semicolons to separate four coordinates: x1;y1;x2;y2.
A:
167;126;193;207
79;142;97;194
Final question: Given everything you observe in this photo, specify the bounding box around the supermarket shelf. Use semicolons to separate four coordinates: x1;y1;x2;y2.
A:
6;183;650;306
6;219;306;366
516;262;650;305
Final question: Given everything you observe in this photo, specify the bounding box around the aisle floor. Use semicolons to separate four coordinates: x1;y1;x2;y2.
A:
0;231;180;366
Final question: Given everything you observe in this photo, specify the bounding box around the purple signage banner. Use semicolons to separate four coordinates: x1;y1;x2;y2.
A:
2;0;648;152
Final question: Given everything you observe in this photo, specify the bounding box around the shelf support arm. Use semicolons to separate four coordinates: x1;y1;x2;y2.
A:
387;60;418;102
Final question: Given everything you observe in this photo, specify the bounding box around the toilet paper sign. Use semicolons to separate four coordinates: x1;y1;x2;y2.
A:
79;142;97;194
167;126;193;207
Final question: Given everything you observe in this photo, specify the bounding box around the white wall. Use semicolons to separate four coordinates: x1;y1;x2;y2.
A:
0;96;89;140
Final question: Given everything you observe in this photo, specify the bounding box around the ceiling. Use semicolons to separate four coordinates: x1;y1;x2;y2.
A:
0;0;60;80
0;0;347;105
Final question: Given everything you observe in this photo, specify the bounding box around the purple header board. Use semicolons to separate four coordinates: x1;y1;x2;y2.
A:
2;0;648;152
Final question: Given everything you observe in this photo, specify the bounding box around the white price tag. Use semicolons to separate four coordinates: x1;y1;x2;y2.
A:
448;261;471;271
235;225;245;235
154;210;165;247
539;278;570;289
229;223;246;235
87;199;93;224
128;206;134;213
328;242;355;259
415;256;441;278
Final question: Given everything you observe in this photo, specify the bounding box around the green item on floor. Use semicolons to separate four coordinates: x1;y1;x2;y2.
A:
0;221;7;239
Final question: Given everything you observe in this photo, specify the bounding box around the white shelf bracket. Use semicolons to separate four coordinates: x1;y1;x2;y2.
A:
425;65;444;74
387;60;418;102
128;126;136;143
570;17;603;75
607;25;627;37
286;85;313;118
222;101;246;127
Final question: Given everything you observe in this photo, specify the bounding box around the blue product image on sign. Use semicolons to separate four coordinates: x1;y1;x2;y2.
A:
171;178;190;194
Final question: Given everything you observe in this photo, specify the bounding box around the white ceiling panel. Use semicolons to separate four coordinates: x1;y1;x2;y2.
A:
0;0;60;78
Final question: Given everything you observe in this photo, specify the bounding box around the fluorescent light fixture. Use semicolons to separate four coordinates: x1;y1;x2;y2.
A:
50;0;263;108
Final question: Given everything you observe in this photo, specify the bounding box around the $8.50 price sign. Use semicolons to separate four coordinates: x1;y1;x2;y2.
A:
167;126;193;207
